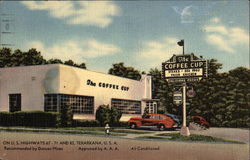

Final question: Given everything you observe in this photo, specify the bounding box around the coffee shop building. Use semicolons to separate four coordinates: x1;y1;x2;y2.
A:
0;64;157;121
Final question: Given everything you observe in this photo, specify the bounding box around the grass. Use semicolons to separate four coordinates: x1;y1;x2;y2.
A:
111;129;152;134
0;127;126;136
154;133;244;144
0;126;151;134
137;136;169;140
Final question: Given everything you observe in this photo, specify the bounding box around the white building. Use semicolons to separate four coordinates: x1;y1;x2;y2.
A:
0;64;157;121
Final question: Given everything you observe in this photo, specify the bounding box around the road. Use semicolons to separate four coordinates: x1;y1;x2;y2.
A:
0;131;249;160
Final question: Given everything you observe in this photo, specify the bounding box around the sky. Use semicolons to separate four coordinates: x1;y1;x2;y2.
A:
1;1;249;73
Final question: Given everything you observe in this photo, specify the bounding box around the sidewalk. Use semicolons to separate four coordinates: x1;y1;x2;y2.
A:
123;130;179;139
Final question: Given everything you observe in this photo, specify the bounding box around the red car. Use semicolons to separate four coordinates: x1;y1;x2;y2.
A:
128;113;177;131
192;116;210;128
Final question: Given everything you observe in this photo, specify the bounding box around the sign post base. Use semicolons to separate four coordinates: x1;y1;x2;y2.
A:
180;126;190;136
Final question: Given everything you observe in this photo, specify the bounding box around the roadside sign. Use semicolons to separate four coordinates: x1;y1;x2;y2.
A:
187;89;196;98
173;91;182;105
162;53;208;83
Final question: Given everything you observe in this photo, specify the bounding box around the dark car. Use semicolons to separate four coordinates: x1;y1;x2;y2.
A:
192;116;210;128
165;113;182;127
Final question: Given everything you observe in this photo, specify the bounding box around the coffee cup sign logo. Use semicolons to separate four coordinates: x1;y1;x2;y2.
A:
162;53;208;83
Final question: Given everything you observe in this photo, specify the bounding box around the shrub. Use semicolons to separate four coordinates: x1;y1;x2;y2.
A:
95;105;111;126
60;103;73;127
114;121;129;127
110;106;122;126
0;111;59;127
72;120;100;127
95;105;122;126
0;112;12;126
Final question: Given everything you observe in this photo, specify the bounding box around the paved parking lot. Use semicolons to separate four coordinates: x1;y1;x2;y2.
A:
190;127;249;144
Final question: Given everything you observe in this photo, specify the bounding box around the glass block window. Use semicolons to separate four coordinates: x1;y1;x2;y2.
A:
44;94;94;114
59;94;94;114
9;94;21;112
111;98;141;114
44;94;58;112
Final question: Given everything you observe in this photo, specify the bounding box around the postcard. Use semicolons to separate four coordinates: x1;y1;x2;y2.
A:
0;1;249;160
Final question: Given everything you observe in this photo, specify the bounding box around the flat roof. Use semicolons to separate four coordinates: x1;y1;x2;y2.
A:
0;63;146;82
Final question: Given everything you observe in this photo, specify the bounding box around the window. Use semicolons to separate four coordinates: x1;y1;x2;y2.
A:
44;94;58;112
146;101;158;113
60;94;94;114
151;115;160;119
111;98;141;114
9;94;21;112
159;115;166;120
44;94;94;114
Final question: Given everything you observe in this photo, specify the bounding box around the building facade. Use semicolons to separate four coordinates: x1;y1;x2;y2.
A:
0;64;157;121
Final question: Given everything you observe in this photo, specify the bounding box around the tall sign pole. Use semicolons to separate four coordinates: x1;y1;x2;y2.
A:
177;39;189;136
162;40;208;136
177;39;184;55
183;84;186;126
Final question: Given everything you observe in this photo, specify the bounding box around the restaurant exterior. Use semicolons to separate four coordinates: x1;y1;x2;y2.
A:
0;64;157;121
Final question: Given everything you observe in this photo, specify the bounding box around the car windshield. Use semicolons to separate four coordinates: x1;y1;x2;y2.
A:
166;113;176;118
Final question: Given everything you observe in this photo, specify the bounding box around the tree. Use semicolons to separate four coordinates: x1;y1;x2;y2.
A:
64;60;86;69
188;60;250;127
0;48;46;67
108;62;141;80
47;58;63;64
0;48;12;67
60;103;73;127
149;68;176;114
188;59;224;125
20;48;46;66
78;62;86;69
0;47;87;69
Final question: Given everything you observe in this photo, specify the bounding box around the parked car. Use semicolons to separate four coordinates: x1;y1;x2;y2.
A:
164;113;182;127
128;113;177;131
192;116;210;128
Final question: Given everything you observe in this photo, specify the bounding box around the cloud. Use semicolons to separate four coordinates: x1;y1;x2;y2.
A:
204;25;228;35
203;18;249;53
136;37;182;69
21;1;120;28
172;5;195;23
210;17;220;23
206;34;234;53
28;39;120;63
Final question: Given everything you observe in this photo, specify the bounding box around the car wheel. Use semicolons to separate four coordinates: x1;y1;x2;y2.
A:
130;123;137;129
171;127;176;131
158;124;165;131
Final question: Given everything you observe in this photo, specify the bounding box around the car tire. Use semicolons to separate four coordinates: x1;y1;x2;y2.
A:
171;127;176;131
158;124;165;131
130;123;137;129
